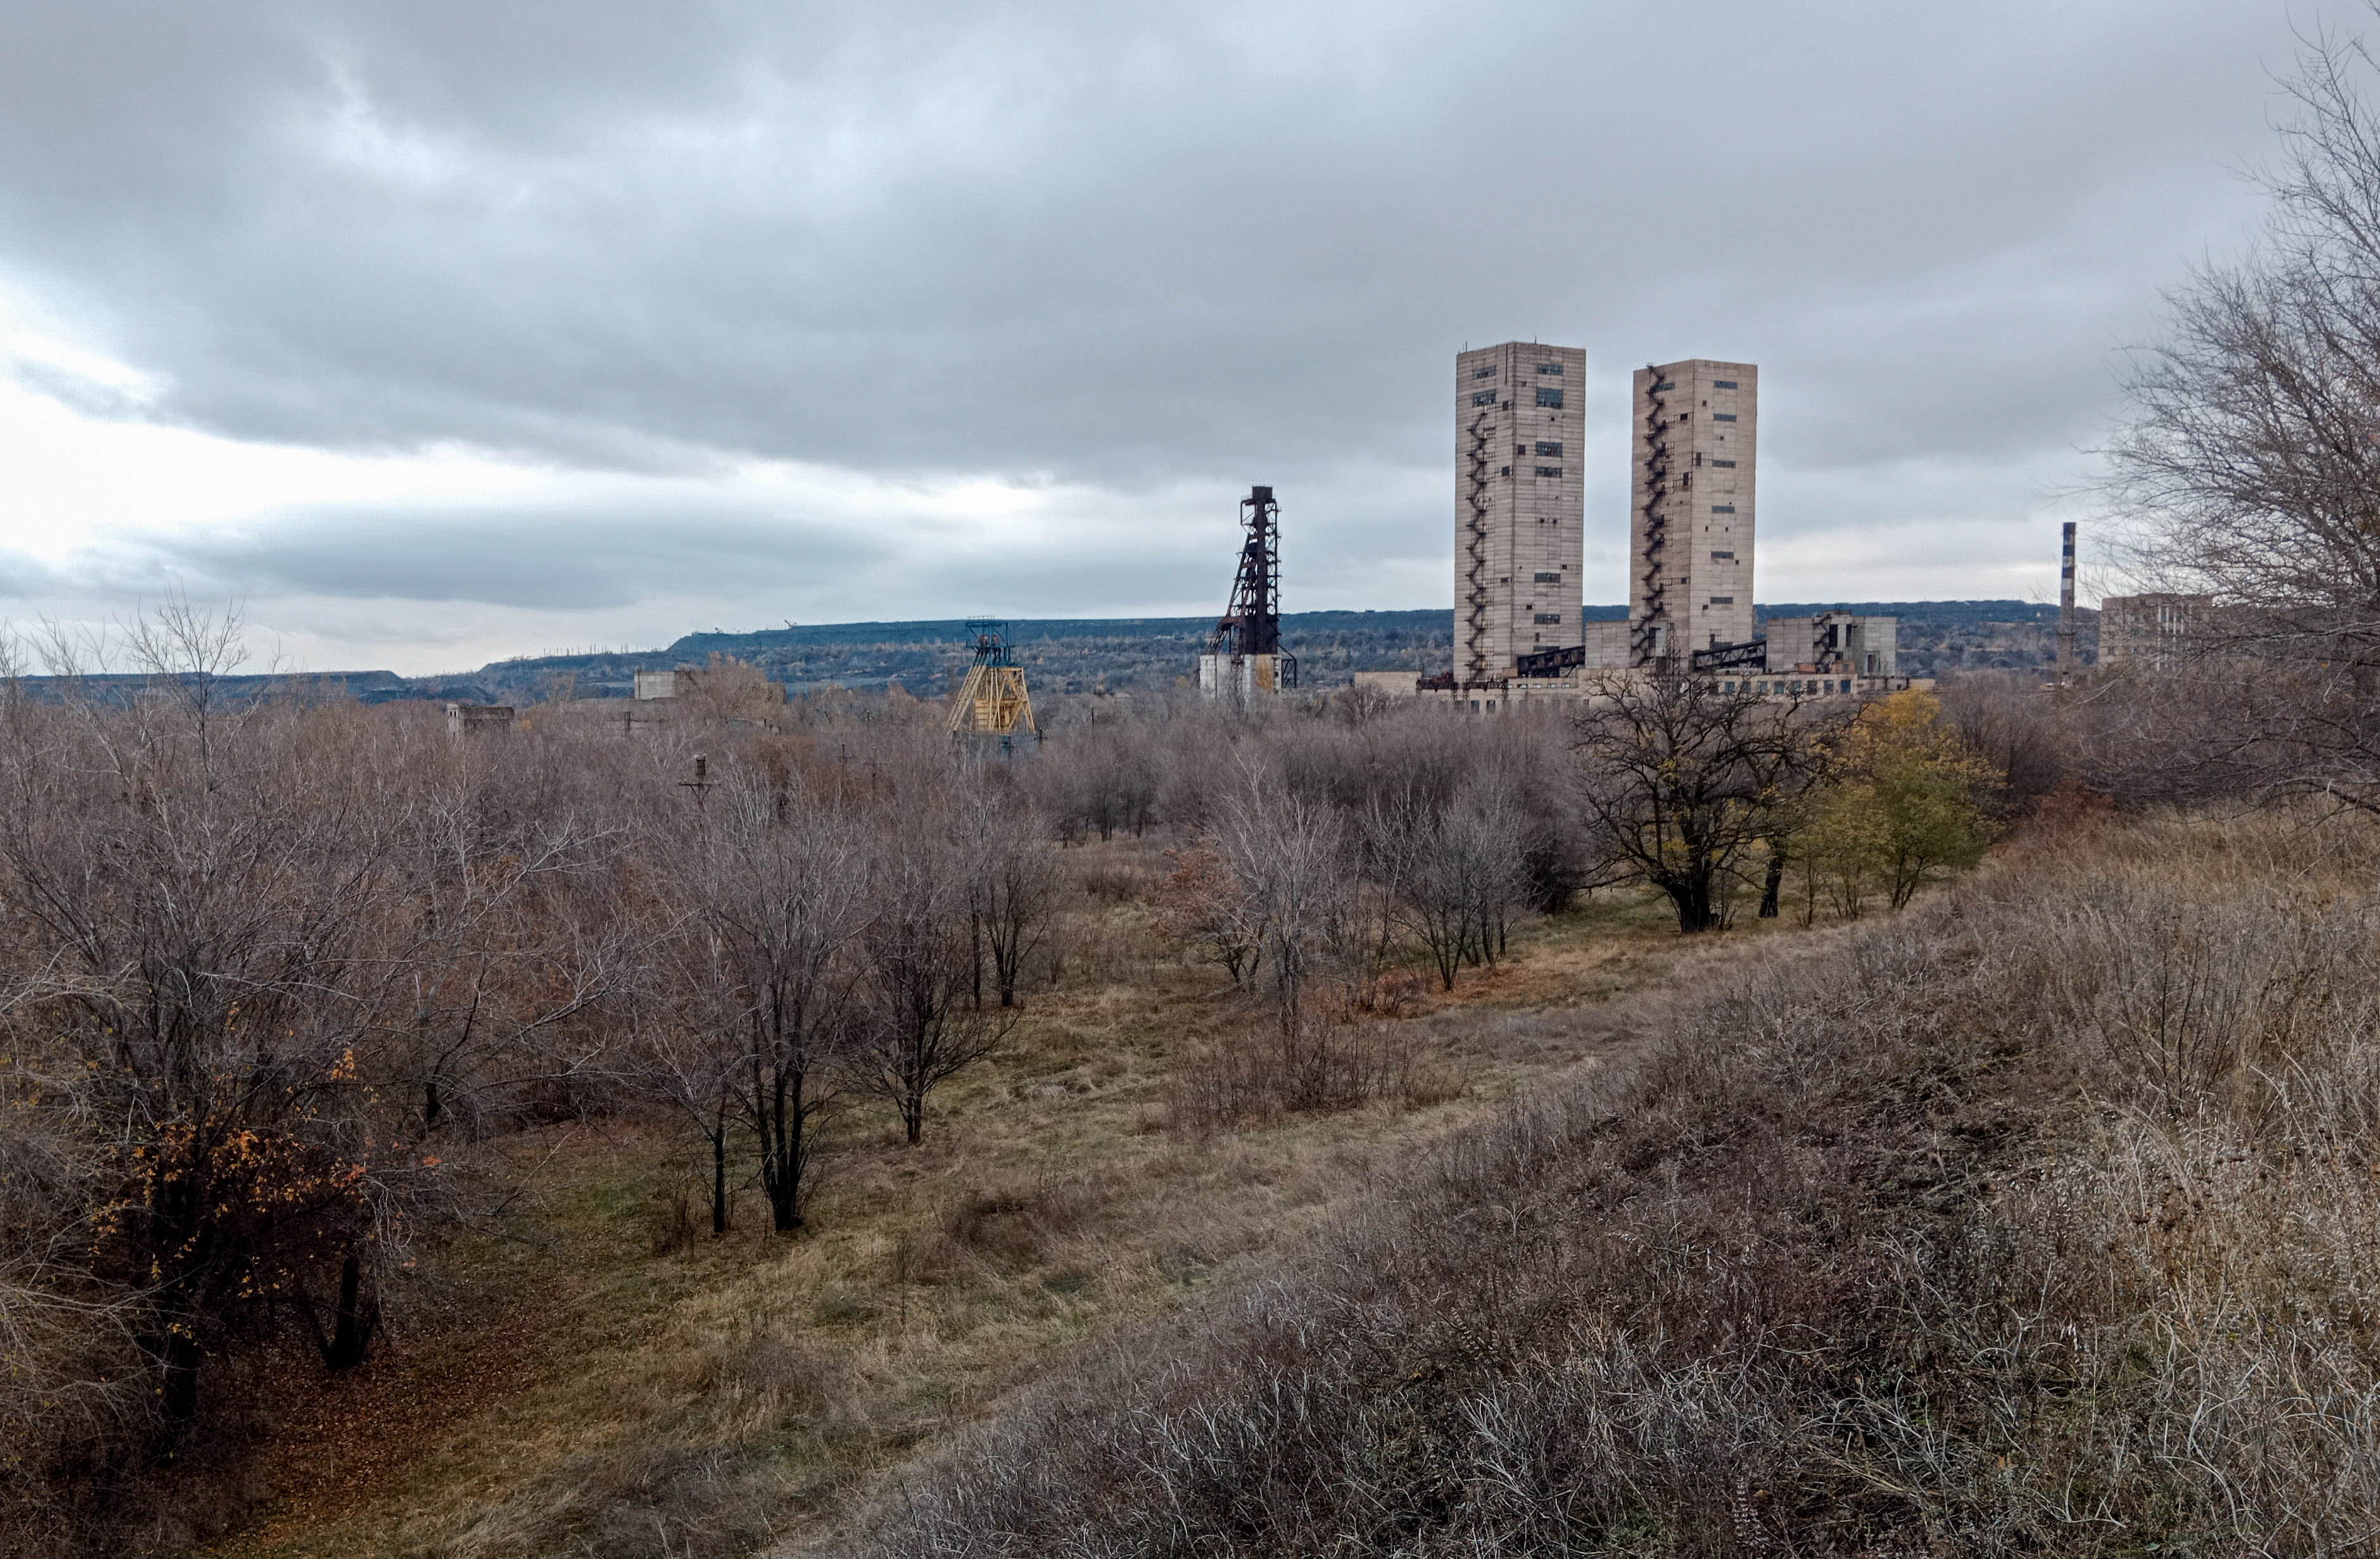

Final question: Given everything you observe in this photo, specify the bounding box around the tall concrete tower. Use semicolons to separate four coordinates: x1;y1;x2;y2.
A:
1454;341;1587;683
1629;360;1756;664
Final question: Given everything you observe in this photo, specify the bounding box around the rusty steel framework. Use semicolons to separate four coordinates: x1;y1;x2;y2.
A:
1210;485;1297;687
1514;642;1586;678
1460;415;1494;683
946;619;1037;742
1690;638;1767;672
1632;366;1674;666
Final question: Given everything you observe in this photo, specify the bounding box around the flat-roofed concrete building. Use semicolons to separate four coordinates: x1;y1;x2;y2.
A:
1802;611;1897;678
445;702;514;737
1455;341;1587;683
1630;359;1756;664
2099;592;2213;667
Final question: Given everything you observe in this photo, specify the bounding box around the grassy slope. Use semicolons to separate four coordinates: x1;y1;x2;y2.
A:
849;809;2380;1556
203;840;1800;1559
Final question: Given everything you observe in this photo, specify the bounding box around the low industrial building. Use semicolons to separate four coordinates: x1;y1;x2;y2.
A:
445;702;515;736
595;660;787;733
2098;593;2215;667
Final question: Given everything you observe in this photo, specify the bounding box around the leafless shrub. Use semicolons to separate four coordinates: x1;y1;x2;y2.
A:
1165;1016;1424;1134
919;1180;1100;1281
1072;854;1153;904
648;1182;704;1256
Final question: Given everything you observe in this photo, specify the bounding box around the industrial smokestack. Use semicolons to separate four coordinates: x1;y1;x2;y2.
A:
2058;521;2077;676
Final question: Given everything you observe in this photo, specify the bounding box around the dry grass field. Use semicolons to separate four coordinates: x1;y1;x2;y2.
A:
195;838;1797;1559
847;805;2380;1556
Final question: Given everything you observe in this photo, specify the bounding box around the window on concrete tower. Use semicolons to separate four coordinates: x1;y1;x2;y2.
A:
1714;379;1738;388
1714;412;1738;422
1536;362;1562;375
1473;365;1497;379
1534;572;1562;583
1536;387;1564;407
1535;441;1563;456
1472;391;1497;406
1534;613;1563;624
1535;466;1563;477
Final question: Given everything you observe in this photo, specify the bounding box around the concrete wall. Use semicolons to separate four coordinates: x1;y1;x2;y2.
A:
1198;652;1289;700
633;669;688;700
1581;620;1631;669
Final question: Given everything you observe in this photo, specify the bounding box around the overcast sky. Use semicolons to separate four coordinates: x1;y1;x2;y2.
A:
0;1;2329;673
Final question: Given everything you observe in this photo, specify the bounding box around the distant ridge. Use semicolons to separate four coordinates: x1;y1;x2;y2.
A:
648;607;1454;660
0;602;2089;707
464;601;2084;700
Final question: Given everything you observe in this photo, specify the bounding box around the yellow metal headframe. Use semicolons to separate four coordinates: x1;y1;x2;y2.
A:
946;664;1037;738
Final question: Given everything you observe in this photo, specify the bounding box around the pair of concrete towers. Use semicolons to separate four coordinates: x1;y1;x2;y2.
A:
1453;346;1757;682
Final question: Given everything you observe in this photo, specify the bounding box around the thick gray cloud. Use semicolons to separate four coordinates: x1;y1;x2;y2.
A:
0;0;2331;658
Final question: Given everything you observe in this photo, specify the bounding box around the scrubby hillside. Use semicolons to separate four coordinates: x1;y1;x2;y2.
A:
847;807;2380;1556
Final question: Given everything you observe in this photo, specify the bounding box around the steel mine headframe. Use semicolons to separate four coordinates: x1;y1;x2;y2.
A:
946;618;1038;742
1207;484;1297;688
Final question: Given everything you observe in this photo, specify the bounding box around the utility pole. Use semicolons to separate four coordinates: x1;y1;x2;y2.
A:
680;752;715;810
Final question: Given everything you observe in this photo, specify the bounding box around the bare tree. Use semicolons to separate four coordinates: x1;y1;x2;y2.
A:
122;593;248;780
1355;777;1434;988
640;958;744;1237
1157;843;1265;985
716;780;869;1228
394;759;630;1145
855;835;1001;1144
1208;771;1355;1033
1573;673;1825;933
2106;18;2380;807
958;788;1063;1009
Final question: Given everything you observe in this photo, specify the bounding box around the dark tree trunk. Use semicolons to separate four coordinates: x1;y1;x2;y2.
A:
1759;852;1785;918
146;1171;210;1430
749;1016;819;1235
320;1251;377;1371
762;1064;806;1233
1671;877;1717;933
154;1325;202;1434
711;1118;728;1236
